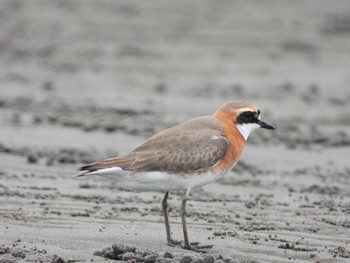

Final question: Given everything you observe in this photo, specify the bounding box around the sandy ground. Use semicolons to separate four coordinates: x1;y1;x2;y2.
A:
1;0;350;262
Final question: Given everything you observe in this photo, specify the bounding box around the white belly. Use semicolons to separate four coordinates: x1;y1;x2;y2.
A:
87;167;222;191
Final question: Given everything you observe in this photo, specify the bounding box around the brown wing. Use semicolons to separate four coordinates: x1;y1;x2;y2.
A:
79;116;229;174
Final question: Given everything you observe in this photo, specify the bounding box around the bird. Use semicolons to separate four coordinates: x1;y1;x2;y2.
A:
75;101;275;252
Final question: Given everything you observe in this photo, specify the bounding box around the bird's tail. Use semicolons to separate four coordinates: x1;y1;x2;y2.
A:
73;165;128;179
72;171;90;177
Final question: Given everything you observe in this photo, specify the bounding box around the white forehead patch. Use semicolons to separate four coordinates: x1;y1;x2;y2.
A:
236;107;256;113
236;123;260;141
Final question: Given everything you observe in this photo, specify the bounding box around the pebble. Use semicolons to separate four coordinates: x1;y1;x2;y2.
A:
0;245;10;254
51;254;67;263
193;258;203;263
164;251;174;258
10;248;26;258
101;247;117;260
112;242;136;255
157;259;175;263
180;255;193;263
203;255;215;263
27;153;38;164
95;243;250;263
121;252;136;261
144;254;158;263
223;256;234;263
0;258;16;263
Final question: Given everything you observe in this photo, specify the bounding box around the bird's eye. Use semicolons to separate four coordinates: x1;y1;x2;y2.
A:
242;111;254;120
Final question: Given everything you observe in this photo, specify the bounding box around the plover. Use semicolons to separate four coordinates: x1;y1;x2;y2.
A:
75;101;275;252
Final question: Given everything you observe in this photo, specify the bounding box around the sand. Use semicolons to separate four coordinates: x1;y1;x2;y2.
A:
0;0;350;262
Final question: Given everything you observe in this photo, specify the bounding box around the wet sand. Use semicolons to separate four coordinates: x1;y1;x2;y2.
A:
0;0;350;262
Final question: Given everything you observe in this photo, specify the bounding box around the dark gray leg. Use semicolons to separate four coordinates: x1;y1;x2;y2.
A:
162;191;181;246
180;190;191;249
180;189;213;252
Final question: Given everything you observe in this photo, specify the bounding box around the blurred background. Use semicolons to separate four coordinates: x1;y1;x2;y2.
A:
1;0;350;150
1;1;350;108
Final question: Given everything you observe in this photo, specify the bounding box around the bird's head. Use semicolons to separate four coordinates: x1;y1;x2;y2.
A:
214;101;275;141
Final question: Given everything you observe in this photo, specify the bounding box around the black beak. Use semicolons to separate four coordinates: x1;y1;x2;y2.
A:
256;119;275;130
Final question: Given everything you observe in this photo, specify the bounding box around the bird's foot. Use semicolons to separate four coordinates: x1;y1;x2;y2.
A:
181;242;213;253
167;238;213;252
167;238;182;247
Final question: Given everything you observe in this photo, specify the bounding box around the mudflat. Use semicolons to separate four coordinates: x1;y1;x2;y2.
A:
0;1;349;262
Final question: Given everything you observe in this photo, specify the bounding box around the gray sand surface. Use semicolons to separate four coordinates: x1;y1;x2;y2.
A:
0;0;349;262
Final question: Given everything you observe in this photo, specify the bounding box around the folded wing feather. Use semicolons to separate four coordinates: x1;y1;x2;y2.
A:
78;116;230;175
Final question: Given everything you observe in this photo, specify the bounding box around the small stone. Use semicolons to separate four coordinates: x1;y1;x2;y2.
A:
122;252;136;261
163;252;174;258
101;247;117;260
10;248;25;258
93;250;103;257
156;258;175;263
27;153;38;164
223;256;234;263
133;254;145;261
140;249;156;257
203;255;215;263
0;245;10;254
51;255;66;263
112;243;136;255
0;258;16;263
144;254;158;263
215;255;223;260
180;255;193;263
36;248;47;254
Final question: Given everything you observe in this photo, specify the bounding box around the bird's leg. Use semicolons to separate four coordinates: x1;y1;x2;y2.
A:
180;189;191;249
180;189;213;252
162;191;181;246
